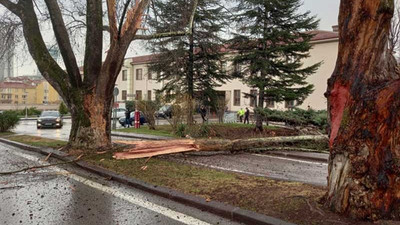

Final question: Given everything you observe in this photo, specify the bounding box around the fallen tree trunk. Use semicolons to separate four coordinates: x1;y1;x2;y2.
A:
113;135;328;159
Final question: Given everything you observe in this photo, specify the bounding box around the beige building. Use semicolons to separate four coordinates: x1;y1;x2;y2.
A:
115;29;339;111
0;82;36;105
0;76;62;106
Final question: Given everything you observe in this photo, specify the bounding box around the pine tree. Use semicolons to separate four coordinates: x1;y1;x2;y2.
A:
147;0;230;125
232;0;320;131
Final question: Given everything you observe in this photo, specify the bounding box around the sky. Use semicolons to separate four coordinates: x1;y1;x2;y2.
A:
12;0;340;77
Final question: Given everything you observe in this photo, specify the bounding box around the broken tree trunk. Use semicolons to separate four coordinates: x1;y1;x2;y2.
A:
325;0;400;221
113;135;327;159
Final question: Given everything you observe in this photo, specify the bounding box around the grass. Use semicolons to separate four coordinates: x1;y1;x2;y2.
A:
0;132;14;137
5;135;67;148
86;153;367;225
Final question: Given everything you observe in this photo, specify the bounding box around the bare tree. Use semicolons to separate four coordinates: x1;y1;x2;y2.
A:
0;0;198;149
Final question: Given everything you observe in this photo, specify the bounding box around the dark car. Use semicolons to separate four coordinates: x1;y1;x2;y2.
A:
156;105;172;119
118;111;146;127
37;111;63;129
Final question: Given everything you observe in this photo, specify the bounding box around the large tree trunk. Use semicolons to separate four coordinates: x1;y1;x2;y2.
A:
325;0;400;220
255;85;265;132
68;92;112;149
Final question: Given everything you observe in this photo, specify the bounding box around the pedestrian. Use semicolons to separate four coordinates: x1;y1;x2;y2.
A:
200;105;207;123
125;108;131;128
237;108;244;122
244;107;250;124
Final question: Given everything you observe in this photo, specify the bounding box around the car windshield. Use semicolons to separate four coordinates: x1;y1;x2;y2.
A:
41;111;60;117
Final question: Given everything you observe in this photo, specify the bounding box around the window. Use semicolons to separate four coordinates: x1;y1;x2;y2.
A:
234;63;241;73
22;95;27;99
15;95;18;99
122;90;127;101
122;70;128;81
285;100;296;108
135;90;142;100
234;90;241;106
250;90;257;107
147;90;152;101
266;100;275;108
136;69;143;80
148;73;152;80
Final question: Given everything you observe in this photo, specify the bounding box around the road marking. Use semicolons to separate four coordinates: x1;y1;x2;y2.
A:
9;151;211;225
180;160;277;178
252;154;328;166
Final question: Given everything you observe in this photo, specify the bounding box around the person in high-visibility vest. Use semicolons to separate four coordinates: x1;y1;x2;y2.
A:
237;108;245;122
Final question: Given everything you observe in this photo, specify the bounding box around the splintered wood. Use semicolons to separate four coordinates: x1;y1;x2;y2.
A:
113;140;199;159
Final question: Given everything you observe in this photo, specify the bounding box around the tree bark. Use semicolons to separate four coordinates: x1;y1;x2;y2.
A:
326;0;400;220
255;83;265;132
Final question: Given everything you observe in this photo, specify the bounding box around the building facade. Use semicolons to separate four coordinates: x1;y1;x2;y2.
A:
114;29;339;111
0;48;14;81
0;76;62;105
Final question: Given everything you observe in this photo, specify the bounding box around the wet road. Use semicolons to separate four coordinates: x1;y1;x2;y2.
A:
13;119;125;141
0;142;241;225
171;152;328;186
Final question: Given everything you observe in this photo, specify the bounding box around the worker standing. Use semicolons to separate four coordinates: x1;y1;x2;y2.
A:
237;108;245;122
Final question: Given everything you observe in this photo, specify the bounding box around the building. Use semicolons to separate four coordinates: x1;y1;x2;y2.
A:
0;81;36;105
0;76;62;105
0;48;14;81
114;29;339;111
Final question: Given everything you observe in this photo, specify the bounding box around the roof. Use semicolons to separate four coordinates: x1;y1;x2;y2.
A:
309;30;339;42
0;82;36;89
129;30;339;65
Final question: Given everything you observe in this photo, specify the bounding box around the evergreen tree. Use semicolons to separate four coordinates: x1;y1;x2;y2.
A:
232;0;320;131
147;0;230;125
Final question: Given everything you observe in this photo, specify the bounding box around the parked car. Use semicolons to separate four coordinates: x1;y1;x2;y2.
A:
156;105;172;119
37;111;63;129
118;111;146;127
112;108;127;118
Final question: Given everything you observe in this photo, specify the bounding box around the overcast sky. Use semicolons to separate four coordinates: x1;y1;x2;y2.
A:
14;0;340;76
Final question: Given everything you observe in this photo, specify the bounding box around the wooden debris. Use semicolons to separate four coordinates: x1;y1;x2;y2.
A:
113;135;327;160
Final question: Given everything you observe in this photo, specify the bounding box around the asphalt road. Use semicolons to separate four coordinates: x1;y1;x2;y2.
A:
171;152;328;186
0;142;241;225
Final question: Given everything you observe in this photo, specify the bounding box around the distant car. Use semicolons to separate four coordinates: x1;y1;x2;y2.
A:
118;111;146;127
156;105;172;119
112;108;127;118
37;111;63;129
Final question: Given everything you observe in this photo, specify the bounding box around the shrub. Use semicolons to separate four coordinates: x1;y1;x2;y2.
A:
258;108;328;130
175;123;187;137
137;100;159;130
0;111;20;132
58;102;69;115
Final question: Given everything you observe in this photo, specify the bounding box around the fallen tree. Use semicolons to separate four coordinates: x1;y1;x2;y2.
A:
113;135;328;159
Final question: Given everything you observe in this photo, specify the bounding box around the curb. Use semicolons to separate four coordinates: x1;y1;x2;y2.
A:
110;132;173;140
0;137;296;225
263;151;328;163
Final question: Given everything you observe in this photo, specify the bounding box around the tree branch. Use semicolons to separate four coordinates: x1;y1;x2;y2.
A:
118;0;132;39
106;0;118;39
44;0;82;88
0;155;83;176
84;0;103;86
132;0;198;41
15;0;69;102
0;0;21;15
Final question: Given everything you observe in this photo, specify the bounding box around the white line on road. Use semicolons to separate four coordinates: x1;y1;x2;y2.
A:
9;151;211;225
252;154;328;166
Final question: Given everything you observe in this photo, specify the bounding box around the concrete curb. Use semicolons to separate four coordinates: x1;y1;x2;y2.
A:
110;131;173;140
0;137;296;225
